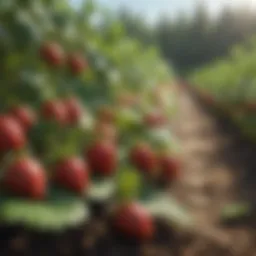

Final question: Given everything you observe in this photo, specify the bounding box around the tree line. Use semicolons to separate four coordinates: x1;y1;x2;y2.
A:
115;4;256;75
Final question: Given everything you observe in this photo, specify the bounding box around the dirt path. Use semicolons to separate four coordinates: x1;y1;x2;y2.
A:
172;87;256;255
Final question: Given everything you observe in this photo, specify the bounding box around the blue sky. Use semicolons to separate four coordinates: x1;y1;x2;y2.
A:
72;0;256;22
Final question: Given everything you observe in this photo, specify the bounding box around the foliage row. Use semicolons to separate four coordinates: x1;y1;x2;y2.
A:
190;38;256;142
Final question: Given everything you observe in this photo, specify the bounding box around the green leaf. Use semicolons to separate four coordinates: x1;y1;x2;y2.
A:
116;167;142;201
88;178;116;201
116;108;142;132
0;197;89;232
143;193;193;228
9;10;41;50
146;128;181;153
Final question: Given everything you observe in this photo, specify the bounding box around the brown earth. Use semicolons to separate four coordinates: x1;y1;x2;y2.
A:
171;85;256;255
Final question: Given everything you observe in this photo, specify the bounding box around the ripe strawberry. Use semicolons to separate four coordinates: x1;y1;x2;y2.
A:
53;157;90;195
9;105;37;132
159;155;180;183
41;100;68;125
86;141;117;176
3;157;47;199
64;97;83;125
113;202;154;241
130;143;157;174
0;115;26;152
68;53;87;75
39;42;65;67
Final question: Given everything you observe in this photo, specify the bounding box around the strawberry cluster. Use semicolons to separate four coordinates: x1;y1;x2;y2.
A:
40;41;88;75
0;103;119;198
0;35;181;241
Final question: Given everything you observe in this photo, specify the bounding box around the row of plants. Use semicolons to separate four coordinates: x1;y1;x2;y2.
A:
190;37;256;142
0;0;192;243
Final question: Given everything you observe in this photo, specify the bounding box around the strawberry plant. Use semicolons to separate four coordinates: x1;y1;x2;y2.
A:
0;0;193;242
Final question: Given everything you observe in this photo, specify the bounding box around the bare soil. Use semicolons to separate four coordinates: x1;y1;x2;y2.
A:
171;85;256;255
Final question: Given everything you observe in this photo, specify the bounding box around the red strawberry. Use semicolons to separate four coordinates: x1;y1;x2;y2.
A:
86;141;117;176
39;42;65;67
10;105;37;132
64;97;83;125
159;155;180;183
41;100;68;125
130;143;157;174
0;115;26;153
3;157;47;199
68;53;87;75
53;157;90;195
113;202;154;241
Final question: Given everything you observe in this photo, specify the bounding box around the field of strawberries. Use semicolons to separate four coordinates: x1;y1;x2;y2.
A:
0;1;194;255
1;0;256;255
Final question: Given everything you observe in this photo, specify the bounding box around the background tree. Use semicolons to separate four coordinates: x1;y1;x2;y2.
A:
115;3;256;75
